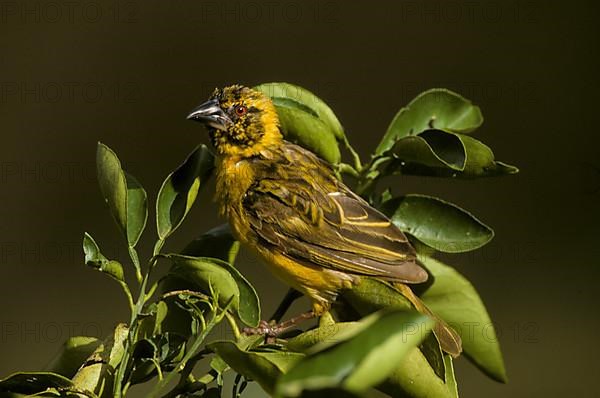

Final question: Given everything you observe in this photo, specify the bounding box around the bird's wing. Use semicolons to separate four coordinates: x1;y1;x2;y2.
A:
243;146;427;283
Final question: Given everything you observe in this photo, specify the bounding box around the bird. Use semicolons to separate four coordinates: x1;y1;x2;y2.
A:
187;85;461;356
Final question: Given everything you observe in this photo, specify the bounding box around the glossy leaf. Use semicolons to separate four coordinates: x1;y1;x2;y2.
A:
210;341;304;395
166;254;260;326
125;172;148;246
378;347;453;398
44;336;101;379
255;82;345;140
0;372;74;395
444;355;459;398
255;83;342;164
156;145;214;240
287;322;362;353
181;223;239;265
277;310;434;396
339;277;414;315
71;323;128;394
386;129;518;178
82;232;125;282
419;255;507;382
380;194;494;253
96;142;148;247
420;333;446;381
376;88;483;155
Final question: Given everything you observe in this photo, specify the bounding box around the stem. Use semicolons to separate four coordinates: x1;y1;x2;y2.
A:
128;246;142;284
224;311;241;340
148;302;231;398
113;272;149;398
119;281;135;314
113;239;165;397
338;163;359;178
342;135;363;171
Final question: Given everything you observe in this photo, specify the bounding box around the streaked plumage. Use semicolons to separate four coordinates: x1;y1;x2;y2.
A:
188;85;461;356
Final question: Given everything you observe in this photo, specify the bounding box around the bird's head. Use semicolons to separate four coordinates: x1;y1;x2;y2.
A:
187;85;281;157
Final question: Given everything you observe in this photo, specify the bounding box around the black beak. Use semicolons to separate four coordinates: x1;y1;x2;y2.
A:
186;98;231;131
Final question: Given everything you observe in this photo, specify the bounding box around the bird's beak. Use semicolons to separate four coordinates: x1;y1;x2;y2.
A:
186;99;231;131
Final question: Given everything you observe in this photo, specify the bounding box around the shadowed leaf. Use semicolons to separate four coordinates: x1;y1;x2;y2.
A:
210;342;304;395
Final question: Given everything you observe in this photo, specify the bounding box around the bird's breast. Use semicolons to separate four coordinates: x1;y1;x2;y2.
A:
214;156;257;241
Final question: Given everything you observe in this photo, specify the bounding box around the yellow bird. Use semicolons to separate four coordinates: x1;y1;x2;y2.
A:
187;85;461;356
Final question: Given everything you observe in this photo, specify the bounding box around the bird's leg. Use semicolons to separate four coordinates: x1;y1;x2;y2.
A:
270;288;303;323
242;310;316;340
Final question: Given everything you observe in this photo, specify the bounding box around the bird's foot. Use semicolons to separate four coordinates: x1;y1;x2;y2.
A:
242;311;316;342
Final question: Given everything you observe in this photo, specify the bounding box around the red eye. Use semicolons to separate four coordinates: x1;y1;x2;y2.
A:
235;105;247;116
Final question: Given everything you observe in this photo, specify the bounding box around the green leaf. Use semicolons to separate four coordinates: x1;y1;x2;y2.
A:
125;172;148;247
420;332;446;381
156;145;214;240
166;254;260;326
0;372;74;395
380;194;494;253
96;142;148;247
444;355;459;398
276;310;434;396
378;347;454;398
339;277;414;315
82;232;125;282
44;336;101;379
255;82;345;140
419;255;507;382
287;322;363;353
210;341;304;395
96;143;127;234
376;88;483;155
255;83;342;164
71;323;129;395
385;129;518;178
181;224;240;265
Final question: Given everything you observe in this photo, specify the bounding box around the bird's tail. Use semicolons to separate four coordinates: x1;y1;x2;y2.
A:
394;283;462;358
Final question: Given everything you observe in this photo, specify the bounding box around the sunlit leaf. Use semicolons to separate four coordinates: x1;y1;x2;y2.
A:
378;348;453;398
71;323;128;394
166;254;260;326
385;130;518;178
96;142;148;247
255;83;342;164
210;341;304;395
277;310;434;396
419;255;507;382
255;82;345;140
380;194;494;253
156;145;214;240
376;88;483;155
82;232;125;282
44;337;101;379
125;172;147;247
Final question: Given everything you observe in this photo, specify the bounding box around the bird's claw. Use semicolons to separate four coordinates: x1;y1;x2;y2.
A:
242;320;281;343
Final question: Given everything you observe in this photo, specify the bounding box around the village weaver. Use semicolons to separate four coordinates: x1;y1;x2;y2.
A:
187;85;461;356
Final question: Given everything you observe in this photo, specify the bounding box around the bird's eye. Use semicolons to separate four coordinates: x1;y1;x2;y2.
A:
235;105;247;116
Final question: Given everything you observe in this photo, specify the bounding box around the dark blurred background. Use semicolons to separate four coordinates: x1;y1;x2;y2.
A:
1;0;599;397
